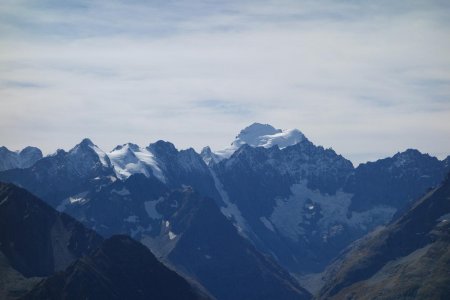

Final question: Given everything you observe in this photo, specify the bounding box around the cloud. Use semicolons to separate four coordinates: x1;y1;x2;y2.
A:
0;80;45;89
193;99;253;116
0;0;449;164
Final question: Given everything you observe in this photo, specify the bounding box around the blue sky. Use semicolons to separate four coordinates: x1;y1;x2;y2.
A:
1;0;449;164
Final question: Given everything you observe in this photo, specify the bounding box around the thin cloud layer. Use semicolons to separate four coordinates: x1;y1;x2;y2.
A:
1;0;449;164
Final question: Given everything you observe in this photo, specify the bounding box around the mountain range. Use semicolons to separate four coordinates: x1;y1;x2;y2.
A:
1;122;449;299
0;147;42;172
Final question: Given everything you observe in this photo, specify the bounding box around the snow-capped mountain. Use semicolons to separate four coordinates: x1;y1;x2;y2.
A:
0;146;42;171
0;139;116;207
231;122;306;150
108;143;166;181
146;141;219;200
0;123;448;295
201;123;307;163
208;125;450;273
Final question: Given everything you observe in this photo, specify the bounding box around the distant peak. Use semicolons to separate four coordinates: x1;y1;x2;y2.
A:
80;138;94;147
20;146;42;155
0;145;43;171
394;149;424;159
127;143;140;151
207;123;307;162
233;123;306;149
200;146;220;165
237;123;281;139
112;144;124;151
201;146;212;154
55;149;66;155
69;138;95;153
402;148;422;155
112;143;140;152
148;140;178;154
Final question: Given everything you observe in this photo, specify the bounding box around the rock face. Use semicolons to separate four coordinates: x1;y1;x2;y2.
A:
345;149;449;211
0;182;102;277
161;188;311;300
23;235;209;300
210;133;449;273
0;182;102;299
0;146;42;172
52;174;311;300
317;174;450;300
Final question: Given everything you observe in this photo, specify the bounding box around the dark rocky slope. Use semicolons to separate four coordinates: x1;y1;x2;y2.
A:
317;174;450;299
23;235;209;300
0;182;102;299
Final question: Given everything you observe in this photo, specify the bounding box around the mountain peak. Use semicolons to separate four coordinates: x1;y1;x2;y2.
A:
201;123;308;164
234;123;306;148
148;140;178;154
200;146;220;165
69;138;111;168
237;123;281;138
69;138;95;154
108;142;166;182
0;145;43;171
392;149;431;167
80;138;94;147
19;146;42;155
112;143;140;152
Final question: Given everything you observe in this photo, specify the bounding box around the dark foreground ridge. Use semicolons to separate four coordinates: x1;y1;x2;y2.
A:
0;182;209;300
23;235;210;300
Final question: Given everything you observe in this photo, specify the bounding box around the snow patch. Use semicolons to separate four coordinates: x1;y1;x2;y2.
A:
260;217;275;232
210;169;251;237
437;213;450;222
124;215;139;223
129;224;152;238
144;198;163;220
270;181;396;242
69;196;87;204
256;129;305;149
168;231;177;240
108;143;166;182
57;191;89;211
90;144;110;167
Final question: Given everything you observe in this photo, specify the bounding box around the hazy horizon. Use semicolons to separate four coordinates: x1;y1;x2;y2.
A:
2;121;448;167
1;0;449;165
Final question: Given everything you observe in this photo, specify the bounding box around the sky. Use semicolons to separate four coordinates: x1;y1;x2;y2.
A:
1;0;449;165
